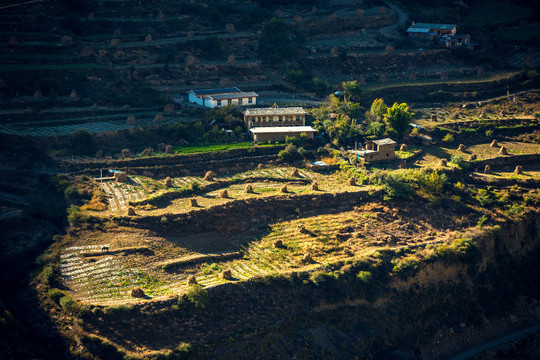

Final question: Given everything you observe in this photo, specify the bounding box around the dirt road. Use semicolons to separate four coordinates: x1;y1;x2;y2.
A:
379;1;408;39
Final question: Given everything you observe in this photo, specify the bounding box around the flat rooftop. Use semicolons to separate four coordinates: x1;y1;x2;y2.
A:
209;92;258;100
244;107;307;116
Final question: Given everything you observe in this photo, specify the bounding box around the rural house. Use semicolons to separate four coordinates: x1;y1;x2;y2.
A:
244;105;316;142
188;87;258;108
350;138;397;162
407;22;457;40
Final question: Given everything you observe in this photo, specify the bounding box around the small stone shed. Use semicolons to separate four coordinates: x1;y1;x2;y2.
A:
350;138;397;162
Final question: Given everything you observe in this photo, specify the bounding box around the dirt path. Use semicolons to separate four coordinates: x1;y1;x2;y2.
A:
379;1;408;39
450;323;540;360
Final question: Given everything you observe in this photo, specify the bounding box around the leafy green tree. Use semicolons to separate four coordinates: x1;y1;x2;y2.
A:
341;80;362;102
326;114;362;146
370;98;388;121
383;102;414;141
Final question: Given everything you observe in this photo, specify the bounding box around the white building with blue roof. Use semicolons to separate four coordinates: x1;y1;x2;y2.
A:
187;87;258;108
407;22;457;40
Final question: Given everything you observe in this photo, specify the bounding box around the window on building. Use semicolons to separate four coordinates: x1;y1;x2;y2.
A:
228;99;232;104
278;116;282;121
238;98;243;105
217;100;222;106
248;97;253;104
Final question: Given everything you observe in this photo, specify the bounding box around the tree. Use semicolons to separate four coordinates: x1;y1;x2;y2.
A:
370;98;388;121
341;81;362;102
383;102;414;141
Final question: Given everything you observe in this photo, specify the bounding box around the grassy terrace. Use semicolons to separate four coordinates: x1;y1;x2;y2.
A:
172;142;278;154
0;63;105;71
362;71;519;93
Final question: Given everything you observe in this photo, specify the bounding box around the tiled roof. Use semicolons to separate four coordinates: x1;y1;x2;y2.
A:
407;27;431;33
249;126;316;134
244;107;307;116
190;87;241;96
209;92;258;100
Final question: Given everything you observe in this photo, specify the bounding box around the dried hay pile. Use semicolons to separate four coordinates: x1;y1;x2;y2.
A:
204;171;216;181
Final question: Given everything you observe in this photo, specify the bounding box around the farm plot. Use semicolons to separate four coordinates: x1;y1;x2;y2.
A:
101;181;147;212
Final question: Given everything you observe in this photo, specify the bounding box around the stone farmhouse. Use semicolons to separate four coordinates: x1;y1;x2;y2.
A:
350;138;397;162
188;87;258;108
243;105;317;142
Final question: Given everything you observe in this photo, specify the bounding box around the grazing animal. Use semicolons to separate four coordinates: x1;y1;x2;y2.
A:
102;246;109;252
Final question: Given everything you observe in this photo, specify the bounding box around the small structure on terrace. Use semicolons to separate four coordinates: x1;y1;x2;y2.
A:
350;138;397;162
187;87;258;108
407;22;457;40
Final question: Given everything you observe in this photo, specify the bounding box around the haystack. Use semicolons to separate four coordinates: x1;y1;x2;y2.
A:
70;89;77;98
158;143;166;152
130;287;145;298
225;23;235;32
280;185;288;193
154;113;164;122
115;171;128;182
458;144;466;152
144;34;152;42
440;159;447;167
499;146;508;155
165;145;173;154
190;198;198;207
431;114;437;122
400;144;408;151
164;104;174;113
204;171;216;181
142;147;153;156
221;269;232;280
8;36;17;45
187;275;197;285
514;165;523;174
110;38;119;47
127;115;136;124
127;207;136;216
311;181;319;191
164;177;172;187
469;153;477;161
220;189;228;198
273;239;284;248
398;160;406;169
290;168;300;177
34;90;42;98
484;165;491;174
245;184;254;193
227;54;236;64
121;149;131;158
490;139;499;147
379;74;387;82
499;110;505;118
95;150;103;158
348;177;356;186
257;163;264;169
302;253;314;263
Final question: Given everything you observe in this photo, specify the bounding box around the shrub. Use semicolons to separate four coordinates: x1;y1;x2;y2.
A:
477;215;488;229
59;295;80;315
185;284;209;308
47;288;64;303
442;133;454;143
504;203;526;218
451;154;467;169
310;271;338;288
436;238;479;264
381;173;412;200
278;143;302;162
475;189;494;207
41;264;57;286
418;170;449;196
67;205;89;227
356;271;372;283
392;257;421;279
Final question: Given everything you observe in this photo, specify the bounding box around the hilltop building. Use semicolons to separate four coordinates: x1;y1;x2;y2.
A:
243;105;316;142
188;87;258;108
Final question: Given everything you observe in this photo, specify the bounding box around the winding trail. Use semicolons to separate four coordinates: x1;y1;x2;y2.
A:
379;1;408;39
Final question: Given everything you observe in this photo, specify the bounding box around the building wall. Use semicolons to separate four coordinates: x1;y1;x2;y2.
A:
188;94;257;108
360;144;396;162
245;114;305;128
253;131;314;143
